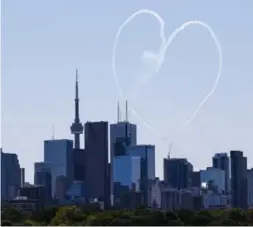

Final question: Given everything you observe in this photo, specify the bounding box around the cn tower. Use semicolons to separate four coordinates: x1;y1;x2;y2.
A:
70;69;83;149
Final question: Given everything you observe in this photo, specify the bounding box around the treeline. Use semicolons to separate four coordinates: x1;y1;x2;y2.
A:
1;205;253;226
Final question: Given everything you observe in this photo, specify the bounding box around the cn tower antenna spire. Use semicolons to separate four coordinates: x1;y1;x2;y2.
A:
70;68;83;149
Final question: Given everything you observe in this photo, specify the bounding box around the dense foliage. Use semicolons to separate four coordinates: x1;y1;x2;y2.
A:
2;205;253;226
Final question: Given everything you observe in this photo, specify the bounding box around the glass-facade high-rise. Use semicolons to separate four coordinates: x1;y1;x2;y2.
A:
163;158;193;190
1;150;21;200
84;121;109;207
110;121;137;205
44;139;73;197
230;150;248;209
73;148;86;182
126;145;155;206
113;155;141;209
113;155;141;191
247;169;253;208
200;167;225;193
110;122;137;158
34;162;52;203
213;153;230;193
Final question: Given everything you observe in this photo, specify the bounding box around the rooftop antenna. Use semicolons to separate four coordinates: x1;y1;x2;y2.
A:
52;124;55;140
117;101;121;122
125;100;128;122
168;142;172;159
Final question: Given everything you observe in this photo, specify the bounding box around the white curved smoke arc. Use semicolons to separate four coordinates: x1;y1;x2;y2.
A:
112;9;223;142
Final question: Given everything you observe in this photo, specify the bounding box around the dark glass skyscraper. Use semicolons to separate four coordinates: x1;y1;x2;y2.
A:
213;153;230;193
84;121;109;207
1;150;21;200
127;145;155;207
192;171;201;188
163;158;193;190
44;139;74;197
73;148;86;182
34;162;52;203
110;101;137;205
230;150;248;209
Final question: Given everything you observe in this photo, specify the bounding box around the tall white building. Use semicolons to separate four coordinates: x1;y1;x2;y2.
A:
200;167;225;193
44;139;73;197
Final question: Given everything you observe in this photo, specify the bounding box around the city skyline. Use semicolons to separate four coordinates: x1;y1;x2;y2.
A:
2;0;253;183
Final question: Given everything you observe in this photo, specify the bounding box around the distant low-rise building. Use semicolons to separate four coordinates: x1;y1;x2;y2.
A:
161;188;180;211
18;185;47;208
9;197;39;212
179;189;194;210
202;191;230;209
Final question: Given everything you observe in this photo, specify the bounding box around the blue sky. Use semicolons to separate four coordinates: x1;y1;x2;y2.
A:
2;0;253;183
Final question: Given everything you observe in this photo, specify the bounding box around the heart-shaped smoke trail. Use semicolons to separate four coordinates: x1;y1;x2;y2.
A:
112;9;223;143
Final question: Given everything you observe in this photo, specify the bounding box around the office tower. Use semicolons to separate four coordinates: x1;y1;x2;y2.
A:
247;169;253;208
1;150;21;200
113;155;141;209
21;168;25;188
113;155;141;191
85;121;109;207
192;171;201;188
73;148;86;181
44;139;73;197
213;153;230;193
127;145;155;206
113;155;141;208
70;69;83;149
200;167;225;193
34;162;52;202
230;150;248;209
110;102;137;159
110;101;137;204
163;158;193;190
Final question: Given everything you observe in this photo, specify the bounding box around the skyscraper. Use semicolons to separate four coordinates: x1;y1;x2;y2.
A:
200;167;225;193
110;102;137;158
44;139;73;197
247;168;253;208
213;153;230;193
230;150;248;209
70;69;83;149
127;145;156;206
113;155;141;209
21;168;25;188
73;148;86;182
34;162;52;203
163;158;193;190
110;101;137;204
84;121;109;207
1;150;21;200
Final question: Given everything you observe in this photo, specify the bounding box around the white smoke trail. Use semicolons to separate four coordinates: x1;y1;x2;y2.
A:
112;9;223;141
